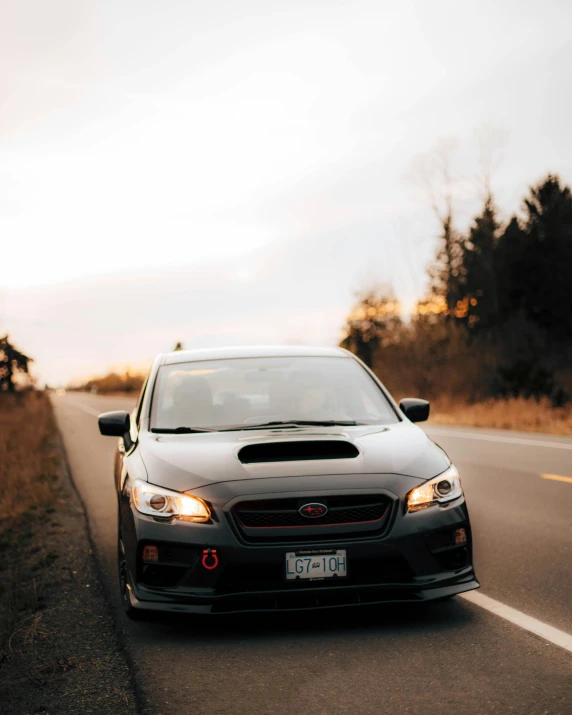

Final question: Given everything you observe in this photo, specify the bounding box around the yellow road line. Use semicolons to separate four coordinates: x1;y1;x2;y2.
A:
541;473;572;484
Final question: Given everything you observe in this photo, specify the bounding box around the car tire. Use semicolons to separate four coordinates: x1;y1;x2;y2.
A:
117;526;147;620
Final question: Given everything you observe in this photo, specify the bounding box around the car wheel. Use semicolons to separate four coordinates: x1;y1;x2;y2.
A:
117;526;147;620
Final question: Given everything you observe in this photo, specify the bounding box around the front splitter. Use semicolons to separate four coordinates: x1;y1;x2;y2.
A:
127;578;480;615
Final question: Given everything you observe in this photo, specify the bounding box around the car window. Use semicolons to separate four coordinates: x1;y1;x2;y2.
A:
150;356;398;430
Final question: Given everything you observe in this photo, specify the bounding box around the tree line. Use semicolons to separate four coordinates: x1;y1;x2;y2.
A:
341;174;572;406
75;342;183;393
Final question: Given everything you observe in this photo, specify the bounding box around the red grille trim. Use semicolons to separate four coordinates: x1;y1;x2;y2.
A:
236;516;386;530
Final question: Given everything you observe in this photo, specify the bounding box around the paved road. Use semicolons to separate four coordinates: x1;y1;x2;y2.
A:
53;392;572;715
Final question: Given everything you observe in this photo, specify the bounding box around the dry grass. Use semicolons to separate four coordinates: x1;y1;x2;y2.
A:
0;391;58;647
0;391;57;520
428;396;572;435
0;391;138;714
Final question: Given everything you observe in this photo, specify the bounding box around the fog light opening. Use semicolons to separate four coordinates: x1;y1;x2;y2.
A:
142;545;159;562
454;528;467;545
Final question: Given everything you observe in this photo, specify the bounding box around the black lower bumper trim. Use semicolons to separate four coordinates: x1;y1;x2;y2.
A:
128;578;479;615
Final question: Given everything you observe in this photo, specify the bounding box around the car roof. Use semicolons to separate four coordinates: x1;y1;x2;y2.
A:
162;345;350;365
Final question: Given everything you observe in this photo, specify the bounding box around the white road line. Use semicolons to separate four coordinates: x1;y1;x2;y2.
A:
73;403;101;417
425;428;572;451
461;591;572;654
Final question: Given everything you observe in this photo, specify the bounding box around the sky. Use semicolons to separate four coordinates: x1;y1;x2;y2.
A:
1;0;571;384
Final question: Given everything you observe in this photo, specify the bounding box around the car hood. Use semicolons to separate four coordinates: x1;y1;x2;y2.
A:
136;422;450;492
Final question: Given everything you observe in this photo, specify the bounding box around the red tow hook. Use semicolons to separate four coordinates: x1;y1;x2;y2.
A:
201;548;219;570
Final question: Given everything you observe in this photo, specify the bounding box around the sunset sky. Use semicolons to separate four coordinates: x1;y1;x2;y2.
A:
1;0;571;384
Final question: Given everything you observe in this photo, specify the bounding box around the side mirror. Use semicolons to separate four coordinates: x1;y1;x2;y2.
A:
399;398;430;423
98;410;130;437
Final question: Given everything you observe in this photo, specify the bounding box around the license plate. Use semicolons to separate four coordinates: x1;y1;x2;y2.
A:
285;549;347;581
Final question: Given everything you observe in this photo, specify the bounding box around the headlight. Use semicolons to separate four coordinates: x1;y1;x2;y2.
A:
132;479;211;522
406;465;463;512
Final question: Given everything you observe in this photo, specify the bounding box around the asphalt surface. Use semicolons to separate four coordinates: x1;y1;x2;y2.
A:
53;392;572;714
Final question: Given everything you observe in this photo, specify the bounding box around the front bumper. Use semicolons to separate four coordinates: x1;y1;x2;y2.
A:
122;491;479;614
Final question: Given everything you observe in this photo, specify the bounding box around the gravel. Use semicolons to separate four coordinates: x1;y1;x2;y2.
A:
0;434;139;715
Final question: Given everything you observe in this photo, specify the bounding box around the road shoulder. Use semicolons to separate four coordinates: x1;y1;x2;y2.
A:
0;411;138;715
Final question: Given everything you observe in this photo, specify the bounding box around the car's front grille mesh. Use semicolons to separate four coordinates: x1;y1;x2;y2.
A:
234;495;389;529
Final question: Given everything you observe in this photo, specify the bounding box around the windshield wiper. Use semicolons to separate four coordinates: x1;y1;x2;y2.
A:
151;426;216;434
218;420;363;432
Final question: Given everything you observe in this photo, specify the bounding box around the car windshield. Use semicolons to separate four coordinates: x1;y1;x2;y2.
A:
150;356;398;431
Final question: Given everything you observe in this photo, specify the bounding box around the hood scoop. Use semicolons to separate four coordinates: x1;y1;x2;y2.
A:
238;440;359;464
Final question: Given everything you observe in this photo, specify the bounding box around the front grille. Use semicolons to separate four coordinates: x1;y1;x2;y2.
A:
234;495;389;529
211;588;421;614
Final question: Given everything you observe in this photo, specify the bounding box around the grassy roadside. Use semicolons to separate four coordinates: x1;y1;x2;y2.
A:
0;392;56;645
0;392;137;714
427;396;572;436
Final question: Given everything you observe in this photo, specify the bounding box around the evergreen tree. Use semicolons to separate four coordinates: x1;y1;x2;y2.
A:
460;195;500;331
0;336;32;392
496;175;572;342
428;211;466;315
521;175;572;341
495;215;525;319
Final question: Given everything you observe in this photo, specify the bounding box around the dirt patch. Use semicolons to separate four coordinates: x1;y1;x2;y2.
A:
0;393;138;714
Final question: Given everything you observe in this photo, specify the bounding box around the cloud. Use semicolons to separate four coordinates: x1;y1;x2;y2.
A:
3;217;424;383
2;0;572;382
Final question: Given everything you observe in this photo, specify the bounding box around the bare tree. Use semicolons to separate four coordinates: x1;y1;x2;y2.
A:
475;124;508;201
411;138;465;314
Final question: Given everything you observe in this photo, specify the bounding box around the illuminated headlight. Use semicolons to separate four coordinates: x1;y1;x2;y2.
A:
407;465;463;512
132;479;211;522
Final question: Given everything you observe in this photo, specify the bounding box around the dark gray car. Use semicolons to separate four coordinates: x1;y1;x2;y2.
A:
98;346;479;617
